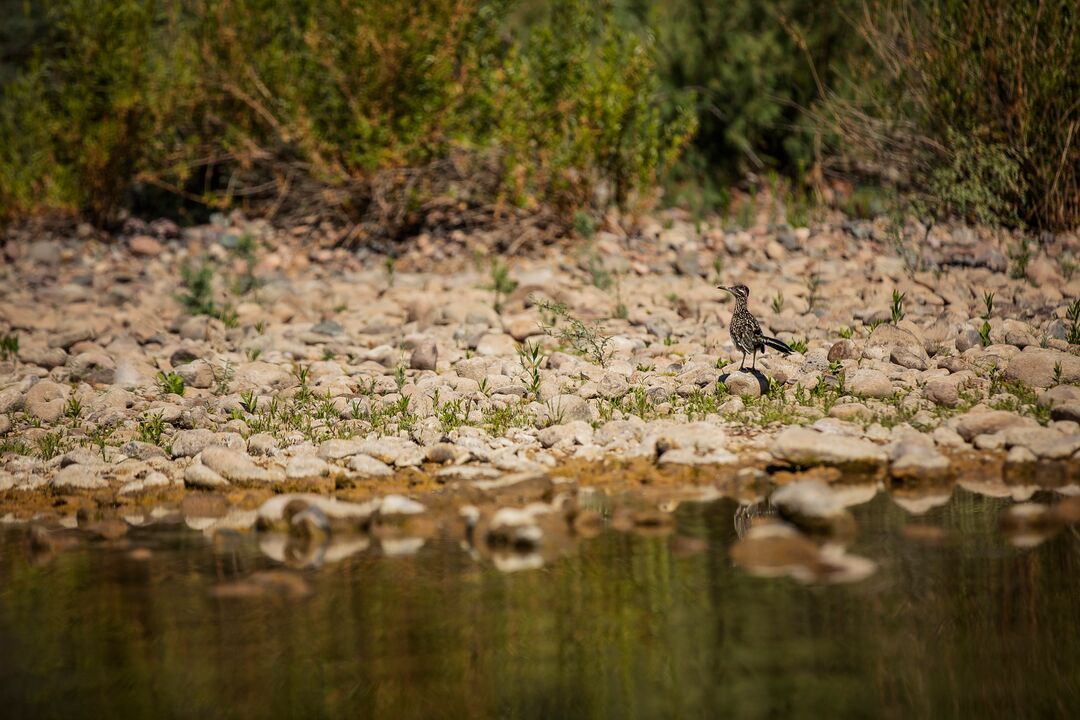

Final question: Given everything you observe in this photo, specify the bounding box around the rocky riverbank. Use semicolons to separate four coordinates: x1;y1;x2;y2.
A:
2;211;1080;517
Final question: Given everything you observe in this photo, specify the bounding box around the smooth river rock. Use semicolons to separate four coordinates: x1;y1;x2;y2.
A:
770;427;887;471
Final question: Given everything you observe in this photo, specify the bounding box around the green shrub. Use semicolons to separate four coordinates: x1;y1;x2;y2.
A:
634;0;860;187
0;0;693;227
821;0;1079;229
489;1;695;209
0;0;190;224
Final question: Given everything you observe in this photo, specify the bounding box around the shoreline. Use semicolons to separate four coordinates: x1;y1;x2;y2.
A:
3;210;1080;526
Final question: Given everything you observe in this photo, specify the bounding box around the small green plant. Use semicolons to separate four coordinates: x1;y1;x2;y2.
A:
88;422;117;461
0;334;18;362
890;290;906;324
1009;239;1031;280
612;273;629;321
771;291;784;314
635;386;664;419
381;395;415;434
1054;362;1064;385
682;387;719;421
586;256;614;291
487;260;518;314
384;257;396;289
541;397;567;427
228;233;261;296
518;341;545;400
211;361;234;396
157;371;186;396
436;396;469;434
0;438;30;456
712;255;724;280
316;391;339;422
1067;299;1080;344
394;364;407;392
254;320;266;335
482;403;526;436
240;390;259;414
766;377;786;402
573;210;597;239
137;412;166;446
295;383;313;405
838;326;854;339
536;299;613;367
715;357;730;371
979;321;993;347
988;374;1051;425
178;260;219;317
805;274;822;313
220;306;239;329
246;348;262;361
982;291;995;320
788;339;808;354
36;431;65;460
63;396;83;421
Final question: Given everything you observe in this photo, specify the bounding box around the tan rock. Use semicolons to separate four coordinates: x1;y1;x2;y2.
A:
846;368;893;399
954;410;1037;441
770;427;887;471
25;380;69;422
199;446;270;485
924;378;959;407
129;235;164;256
1006;348;1080;388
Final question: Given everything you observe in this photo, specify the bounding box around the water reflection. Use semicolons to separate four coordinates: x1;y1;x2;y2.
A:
1;484;1080;718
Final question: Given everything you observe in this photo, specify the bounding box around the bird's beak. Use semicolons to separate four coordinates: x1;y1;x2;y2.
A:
717;285;732;294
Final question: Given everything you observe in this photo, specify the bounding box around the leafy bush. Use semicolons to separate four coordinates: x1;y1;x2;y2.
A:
0;0;189;224
0;0;693;228
820;0;1079;229
490;1;695;209
633;0;860;186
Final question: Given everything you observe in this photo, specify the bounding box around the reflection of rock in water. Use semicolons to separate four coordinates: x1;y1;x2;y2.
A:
210;570;311;600
729;524;877;584
733;500;777;538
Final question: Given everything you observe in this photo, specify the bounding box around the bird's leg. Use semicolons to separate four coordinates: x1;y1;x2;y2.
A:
751;349;757;370
739;351;746;370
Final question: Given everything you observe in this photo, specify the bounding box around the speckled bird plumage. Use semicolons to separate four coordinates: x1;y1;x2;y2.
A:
718;284;792;369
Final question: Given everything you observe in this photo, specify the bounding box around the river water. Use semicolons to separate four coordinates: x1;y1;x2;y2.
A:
1;487;1078;719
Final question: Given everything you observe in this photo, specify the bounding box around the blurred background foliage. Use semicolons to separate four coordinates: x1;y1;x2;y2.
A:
0;0;1076;231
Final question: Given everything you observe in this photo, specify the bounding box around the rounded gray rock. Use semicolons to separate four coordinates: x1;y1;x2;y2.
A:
170;429;217;458
68;351;116;385
409;340;438;371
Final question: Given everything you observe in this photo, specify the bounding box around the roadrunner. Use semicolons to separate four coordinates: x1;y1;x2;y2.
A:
718;284;792;370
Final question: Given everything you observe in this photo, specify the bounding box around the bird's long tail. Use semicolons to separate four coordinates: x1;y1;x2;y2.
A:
762;336;793;355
